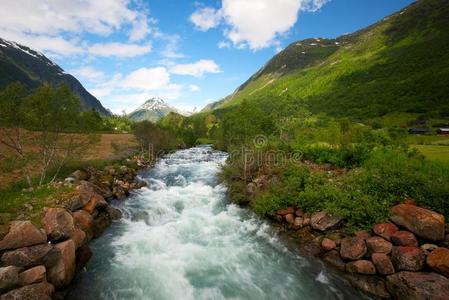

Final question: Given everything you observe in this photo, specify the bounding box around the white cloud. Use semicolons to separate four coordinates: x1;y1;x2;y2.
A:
170;60;221;77
121;67;171;90
189;84;201;92
87;42;152;58
190;7;222;31
217;41;231;49
190;0;330;50
71;66;105;82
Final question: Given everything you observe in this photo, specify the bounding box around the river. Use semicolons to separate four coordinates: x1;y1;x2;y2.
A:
66;146;366;300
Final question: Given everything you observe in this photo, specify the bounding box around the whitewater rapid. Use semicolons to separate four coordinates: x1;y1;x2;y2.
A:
67;146;365;300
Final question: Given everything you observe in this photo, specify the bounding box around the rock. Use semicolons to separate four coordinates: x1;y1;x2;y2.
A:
75;244;92;273
440;234;449;248
310;211;342;232
373;223;398;241
371;253;395;275
82;193;108;214
420;243;439;256
64;177;77;185
323;250;345;271
1;244;61;268
246;183;257;196
391;231;418;247
346;260;376;275
427;247;449;277
391;246;425;271
42;208;75;242
0;266;19;293
321;238;336;251
390;204;445;242
340;237;367;260
113;186;127;200
17;266;46;286
64;194;89;212
47;239;75;288
354;230;371;241
295;209;304;217
344;274;390;299
293;217;303;229
73;210;94;241
0;282;54;300
276;207;295;216
0;221;47;251
71;170;89;181
366;236;393;255
78;180;111;201
303;216;311;227
284;214;295;224
71;228;86;250
386;272;449;300
92;212;111;238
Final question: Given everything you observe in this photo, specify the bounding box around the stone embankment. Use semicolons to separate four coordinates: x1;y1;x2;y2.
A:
0;164;146;299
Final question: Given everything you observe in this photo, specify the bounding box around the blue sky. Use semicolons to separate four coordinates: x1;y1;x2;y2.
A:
0;0;415;114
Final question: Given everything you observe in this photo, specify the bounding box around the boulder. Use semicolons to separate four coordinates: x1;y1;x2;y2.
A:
391;246;425;271
1;244;60;268
77;180;111;200
427;247;449;277
47;240;75;288
0;221;47;251
295;209;304;217
42;208;75;242
246;182;257;196
75;244;93;273
386;272;449;300
284;214;295;224
373;223;398;241
371;253;395;275
441;234;449;248
276;207;295;216
71;170;89;181
323;250;345;271
82;193;108;215
346;260;376;275
71;228;86;250
390;204;445;242
391;231;418;247
303;216;311;227
321;238;336;251
354;230;371;241
344;274;390;299
73;210;94;241
293;217;303;229
340;237;367;260
92;212;112;238
0;282;54;300
0;266;19;293
17;266;46;286
366;236;393;255
310;211;342;232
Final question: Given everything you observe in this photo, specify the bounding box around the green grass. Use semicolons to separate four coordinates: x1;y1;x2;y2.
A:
414;144;449;162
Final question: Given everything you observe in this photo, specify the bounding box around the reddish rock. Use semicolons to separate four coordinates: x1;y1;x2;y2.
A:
0;221;47;251
106;206;122;220
0;281;54;300
276;207;295;216
371;253;395;275
340;237;367;261
386;272;449;300
47;239;75;288
427;247;449;277
391;231;418;247
295;209;304;217
303;216;311;227
83;193;108;214
321;238;336;251
75;244;93;273
17;266;46;286
323;250;345;271
441;234;449;248
42;208;75;242
346;260;376;275
354;230;371;241
391;246;425;271
0;266;19;293
71;228;86;250
373;223;398;241
366;236;392;255
284;213;295;224
344;274;390;299
73;210;94;240
310;211;342;232
92;212;111;238
1;244;61;268
71;170;89;181
390;204;445;242
293;217;303;229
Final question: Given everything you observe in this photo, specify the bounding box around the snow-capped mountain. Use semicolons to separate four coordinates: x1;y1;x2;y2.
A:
128;98;181;122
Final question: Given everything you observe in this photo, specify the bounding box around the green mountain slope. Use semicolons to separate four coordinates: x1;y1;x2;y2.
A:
0;38;109;115
205;0;449;119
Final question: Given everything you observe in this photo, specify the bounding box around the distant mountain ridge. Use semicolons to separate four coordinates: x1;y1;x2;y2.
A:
0;38;109;115
128;98;181;122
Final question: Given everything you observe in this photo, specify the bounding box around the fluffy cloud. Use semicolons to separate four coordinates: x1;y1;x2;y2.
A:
170;60;222;77
121;67;171;91
87;42;152;58
190;0;330;50
71;66;105;82
190;7;222;31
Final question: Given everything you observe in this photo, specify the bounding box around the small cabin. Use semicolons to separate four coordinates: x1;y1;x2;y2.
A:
408;128;432;135
437;128;449;135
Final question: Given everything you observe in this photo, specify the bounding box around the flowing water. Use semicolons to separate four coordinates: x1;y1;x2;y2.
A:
67;146;366;300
